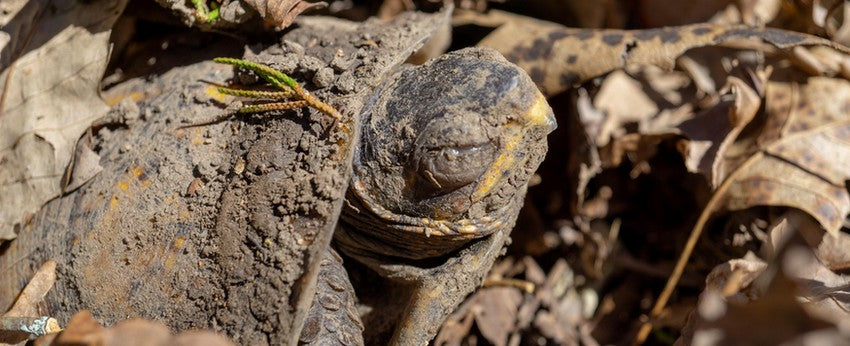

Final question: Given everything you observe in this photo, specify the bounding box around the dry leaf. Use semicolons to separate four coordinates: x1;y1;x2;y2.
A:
678;75;763;187
678;250;842;346
61;132;103;193
0;0;128;240
472;287;522;346
735;0;782;26
49;311;235;346
434;287;523;346
48;312;105;346
592;71;659;146
2;261;56;318
716;78;850;236
243;0;327;28
433;308;475;346
638;0;733;27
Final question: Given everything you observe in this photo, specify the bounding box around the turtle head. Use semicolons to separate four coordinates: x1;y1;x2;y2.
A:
340;47;556;259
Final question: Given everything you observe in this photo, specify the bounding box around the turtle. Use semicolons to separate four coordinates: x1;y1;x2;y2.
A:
0;8;555;345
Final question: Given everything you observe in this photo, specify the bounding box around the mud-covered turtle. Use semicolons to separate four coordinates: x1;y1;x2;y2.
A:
0;8;554;345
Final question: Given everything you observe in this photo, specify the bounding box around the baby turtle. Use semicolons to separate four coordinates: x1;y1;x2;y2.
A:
0;8;554;346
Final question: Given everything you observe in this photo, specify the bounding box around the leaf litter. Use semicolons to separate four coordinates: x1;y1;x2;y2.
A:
440;1;850;344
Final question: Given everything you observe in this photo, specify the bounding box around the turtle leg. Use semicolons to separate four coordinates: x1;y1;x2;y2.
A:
342;230;509;345
389;231;508;345
299;247;364;346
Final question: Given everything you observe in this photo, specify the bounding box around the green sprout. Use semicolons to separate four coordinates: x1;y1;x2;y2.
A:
192;0;221;23
212;57;341;119
181;58;343;130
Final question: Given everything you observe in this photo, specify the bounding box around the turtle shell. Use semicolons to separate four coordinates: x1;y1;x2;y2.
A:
0;9;448;345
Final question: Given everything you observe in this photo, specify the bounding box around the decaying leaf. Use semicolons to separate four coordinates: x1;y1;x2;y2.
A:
638;0;733;27
0;0;128;240
711;78;850;236
243;0;327;28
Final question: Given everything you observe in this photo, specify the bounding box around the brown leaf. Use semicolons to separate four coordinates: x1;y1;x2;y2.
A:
50;311;235;346
716;78;850;236
434;303;475;346
61;132;103;193
638;0;732;27
678;75;763;187
472;287;522;346
2;261;55;318
434;286;523;346
678;249;841;346
242;0;327;28
735;0;782;26
592;71;659;147
0;0;128;241
48;311;105;346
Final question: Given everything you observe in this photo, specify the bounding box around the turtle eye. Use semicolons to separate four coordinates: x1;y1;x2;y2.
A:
412;142;496;197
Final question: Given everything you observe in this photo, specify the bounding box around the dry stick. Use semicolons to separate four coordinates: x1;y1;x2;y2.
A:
482;277;536;294
1;316;62;336
633;153;763;345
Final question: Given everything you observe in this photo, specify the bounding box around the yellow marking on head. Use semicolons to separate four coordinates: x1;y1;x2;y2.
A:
109;195;119;209
472;93;551;202
524;93;552;126
117;181;129;191
473;124;521;202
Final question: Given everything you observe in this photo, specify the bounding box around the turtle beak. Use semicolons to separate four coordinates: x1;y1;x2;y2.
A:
470;92;556;202
524;92;557;134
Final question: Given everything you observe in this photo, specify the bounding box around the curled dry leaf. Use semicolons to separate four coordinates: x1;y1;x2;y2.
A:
243;0;327;28
2;261;56;318
462;10;850;96
61;132;103;194
716;78;850;236
678;75;763;187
